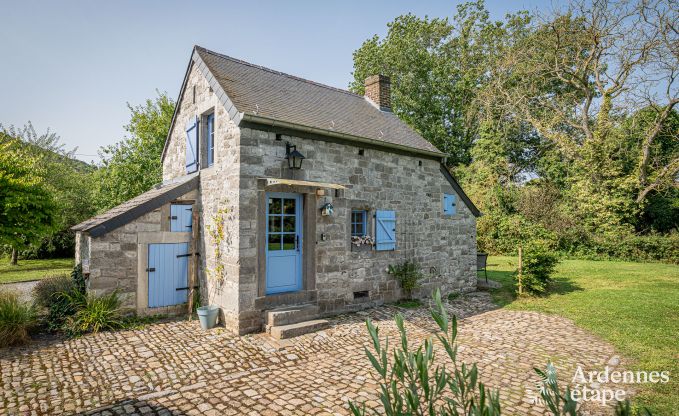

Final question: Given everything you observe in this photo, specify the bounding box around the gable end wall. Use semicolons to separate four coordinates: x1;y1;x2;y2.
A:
162;63;242;330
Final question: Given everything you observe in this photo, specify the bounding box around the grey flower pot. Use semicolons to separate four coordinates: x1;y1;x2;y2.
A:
197;305;219;330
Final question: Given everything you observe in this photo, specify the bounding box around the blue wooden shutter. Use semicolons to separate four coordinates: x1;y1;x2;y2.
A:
375;210;396;251
443;194;457;216
170;204;193;232
185;117;198;173
207;113;214;166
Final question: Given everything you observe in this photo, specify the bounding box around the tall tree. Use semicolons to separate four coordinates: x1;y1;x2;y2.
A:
92;91;175;212
1;122;96;257
350;1;532;167
482;0;678;232
0;134;57;264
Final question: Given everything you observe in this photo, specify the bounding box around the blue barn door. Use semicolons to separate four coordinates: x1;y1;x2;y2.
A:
265;193;303;294
148;243;189;308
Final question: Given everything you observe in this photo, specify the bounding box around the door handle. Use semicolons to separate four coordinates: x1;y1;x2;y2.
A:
146;267;156;272
296;235;300;251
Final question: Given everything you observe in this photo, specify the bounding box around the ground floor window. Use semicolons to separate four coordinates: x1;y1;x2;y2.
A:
351;210;367;236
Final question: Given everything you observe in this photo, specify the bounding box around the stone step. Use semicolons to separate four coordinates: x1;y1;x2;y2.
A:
266;304;319;327
269;319;329;340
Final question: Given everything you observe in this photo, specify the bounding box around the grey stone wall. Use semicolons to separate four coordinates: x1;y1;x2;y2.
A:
74;231;90;271
160;60;477;335
237;128;477;330
88;210;162;310
85;190;197;312
161;62;243;331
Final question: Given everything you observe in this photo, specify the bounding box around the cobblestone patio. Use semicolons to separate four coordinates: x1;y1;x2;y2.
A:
1;292;631;415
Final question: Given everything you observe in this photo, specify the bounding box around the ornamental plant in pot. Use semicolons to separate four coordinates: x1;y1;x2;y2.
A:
199;205;232;330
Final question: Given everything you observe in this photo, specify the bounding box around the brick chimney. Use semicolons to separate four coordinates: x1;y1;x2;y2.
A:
364;75;391;111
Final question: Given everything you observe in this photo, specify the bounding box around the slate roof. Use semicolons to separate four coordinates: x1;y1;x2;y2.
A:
192;46;442;156
71;174;199;237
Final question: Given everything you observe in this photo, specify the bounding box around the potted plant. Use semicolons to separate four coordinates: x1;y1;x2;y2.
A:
351;235;375;252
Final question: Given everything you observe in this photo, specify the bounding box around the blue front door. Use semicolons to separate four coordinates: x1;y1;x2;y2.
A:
148;243;189;307
266;193;303;294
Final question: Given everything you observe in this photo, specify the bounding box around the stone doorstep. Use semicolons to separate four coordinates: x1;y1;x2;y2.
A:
265;304;320;327
269;319;329;340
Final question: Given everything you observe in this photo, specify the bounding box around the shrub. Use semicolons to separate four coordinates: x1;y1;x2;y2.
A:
32;267;85;332
478;213;558;255
63;291;124;337
71;263;86;294
0;291;36;347
349;289;641;416
349;289;501;415
388;260;424;299
33;274;73;307
517;242;560;295
591;232;679;264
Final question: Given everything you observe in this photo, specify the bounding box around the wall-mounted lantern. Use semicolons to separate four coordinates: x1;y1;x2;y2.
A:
285;142;305;170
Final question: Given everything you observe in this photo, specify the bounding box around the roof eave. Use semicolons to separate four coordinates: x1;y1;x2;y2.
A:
71;174;200;237
438;165;482;217
239;113;445;160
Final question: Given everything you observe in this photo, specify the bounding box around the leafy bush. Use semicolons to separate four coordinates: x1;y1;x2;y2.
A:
33;274;78;331
590;232;679;264
349;289;642;416
71;263;86;294
0;291;36;347
517;243;560;295
33;264;87;332
478;209;678;264
33;274;73;307
63;291;123;337
478;213;558;255
349;289;501;415
388;260;424;299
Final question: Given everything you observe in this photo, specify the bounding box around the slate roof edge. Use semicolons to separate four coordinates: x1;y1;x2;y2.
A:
71;174;200;238
439;164;482;218
195;46;363;99
161;46;445;162
239;113;445;159
162;47;244;163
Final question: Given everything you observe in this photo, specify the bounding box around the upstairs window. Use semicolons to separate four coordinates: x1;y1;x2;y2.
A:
351;210;367;236
443;193;457;216
206;113;215;167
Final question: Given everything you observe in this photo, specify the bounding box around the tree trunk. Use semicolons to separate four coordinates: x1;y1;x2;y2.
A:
517;246;523;296
10;248;18;266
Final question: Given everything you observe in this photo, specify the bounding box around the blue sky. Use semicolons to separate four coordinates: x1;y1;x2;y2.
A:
0;0;550;163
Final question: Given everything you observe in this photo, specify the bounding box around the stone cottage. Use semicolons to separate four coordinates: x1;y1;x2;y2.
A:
73;46;481;337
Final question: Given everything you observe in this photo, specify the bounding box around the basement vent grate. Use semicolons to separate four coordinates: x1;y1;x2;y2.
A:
353;290;369;300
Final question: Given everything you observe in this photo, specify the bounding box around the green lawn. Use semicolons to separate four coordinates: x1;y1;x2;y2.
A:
486;256;679;414
0;258;74;284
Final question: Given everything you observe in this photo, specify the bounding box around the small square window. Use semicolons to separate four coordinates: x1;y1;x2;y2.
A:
351;210;368;236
